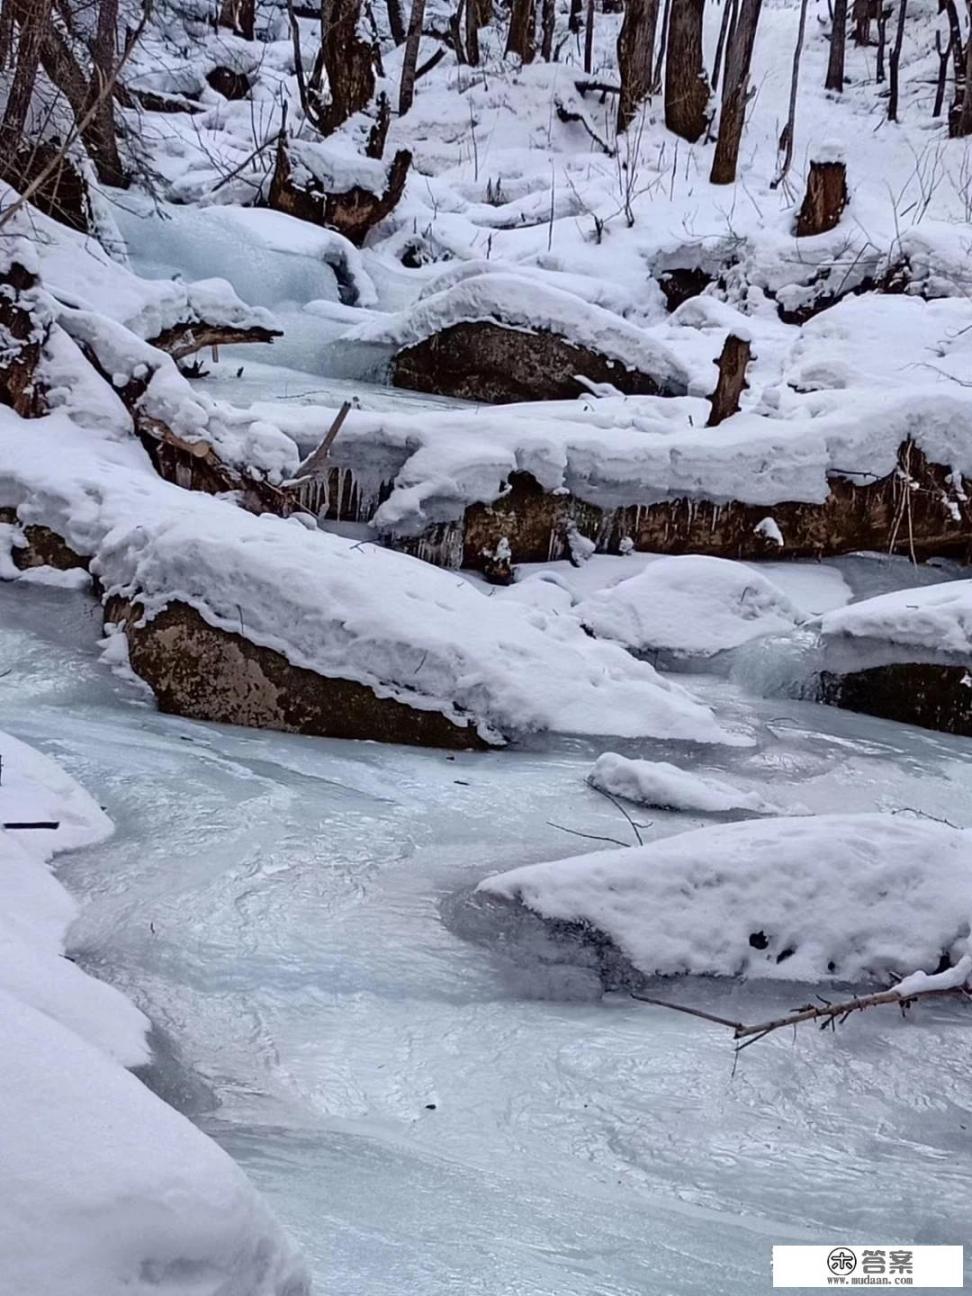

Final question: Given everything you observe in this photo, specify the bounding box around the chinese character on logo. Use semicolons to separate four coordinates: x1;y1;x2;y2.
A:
862;1250;886;1275
827;1248;857;1275
888;1250;914;1275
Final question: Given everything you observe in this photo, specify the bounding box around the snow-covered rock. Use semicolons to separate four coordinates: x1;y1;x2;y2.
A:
576;555;804;658
588;752;776;814
478;814;972;984
0;410;744;747
819;579;972;657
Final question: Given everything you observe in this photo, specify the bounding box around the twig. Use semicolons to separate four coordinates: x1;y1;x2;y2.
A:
546;821;630;848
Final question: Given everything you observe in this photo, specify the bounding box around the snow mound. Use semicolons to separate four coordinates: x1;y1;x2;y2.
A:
0;411;744;746
588;752;776;814
819;579;972;657
576;555;804;658
478;814;972;984
344;272;689;392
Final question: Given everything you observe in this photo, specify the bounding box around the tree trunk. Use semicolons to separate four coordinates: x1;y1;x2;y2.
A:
465;0;481;63
951;0;972;135
825;0;847;90
664;0;708;141
711;0;736;94
617;0;659;133
569;0;583;32
584;0;594;70
386;0;406;42
398;0;426;113
886;0;906;120
540;0;555;59
322;0;376;131
875;3;886;79
651;0;671;88
709;0;761;183
852;0;869;43
771;0;808;187
795;157;847;235
507;0;536;60
933;29;950;115
38;18;126;185
706;334;750;426
1;0;49;148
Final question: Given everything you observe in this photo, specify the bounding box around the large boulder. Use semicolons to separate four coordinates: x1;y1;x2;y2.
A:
344;273;689;403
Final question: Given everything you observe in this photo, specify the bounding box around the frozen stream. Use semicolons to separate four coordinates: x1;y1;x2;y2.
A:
4;580;972;1294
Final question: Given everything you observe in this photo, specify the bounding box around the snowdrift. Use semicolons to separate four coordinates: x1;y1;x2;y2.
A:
588;752;776;814
0;731;308;1296
477;814;972;984
576;555;804;658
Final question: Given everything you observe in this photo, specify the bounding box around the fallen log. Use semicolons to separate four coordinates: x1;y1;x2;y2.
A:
147;320;281;361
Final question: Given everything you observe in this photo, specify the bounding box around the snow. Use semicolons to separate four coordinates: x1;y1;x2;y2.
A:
478;813;972;984
589;752;777;814
575;555;805;658
0;727;309;1296
0;410;744;746
819;579;972;658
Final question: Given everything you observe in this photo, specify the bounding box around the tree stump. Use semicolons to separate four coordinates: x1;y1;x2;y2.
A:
795;159;848;236
706;334;751;426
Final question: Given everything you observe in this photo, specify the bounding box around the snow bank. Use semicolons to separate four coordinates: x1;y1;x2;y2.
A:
344;272;690;392
588;752;776;814
478;814;972;984
576;555;804;658
0;410;744;746
819;579;972;657
0;729;309;1296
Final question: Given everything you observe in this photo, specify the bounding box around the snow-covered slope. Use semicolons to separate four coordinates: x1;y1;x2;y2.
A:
478;813;972;984
0;730;308;1296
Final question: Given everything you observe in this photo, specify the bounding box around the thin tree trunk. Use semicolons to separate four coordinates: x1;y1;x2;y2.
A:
933;29;951;115
664;0;708;141
398;0;426;112
771;0;807;187
1;0;49;147
709;0;762;183
825;0;847;90
711;0;736;93
465;0;480;63
39;18;125;184
651;0;671;88
875;3;887;79
569;0;582;32
507;0;535;59
540;0;555;59
617;0;659;132
887;0;906;120
852;0;869;43
952;0;972;134
386;0;406;42
583;0;594;71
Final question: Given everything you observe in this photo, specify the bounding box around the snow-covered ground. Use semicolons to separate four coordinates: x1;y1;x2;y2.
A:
7;579;972;1295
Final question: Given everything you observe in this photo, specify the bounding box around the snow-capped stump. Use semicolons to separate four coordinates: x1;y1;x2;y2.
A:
588;752;776;815
575;555;804;660
476;814;972;986
796;156;849;238
267;137;412;248
345;274;689;404
818;579;972;736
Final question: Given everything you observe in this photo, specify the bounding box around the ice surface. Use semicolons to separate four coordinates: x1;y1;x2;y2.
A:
7;582;972;1295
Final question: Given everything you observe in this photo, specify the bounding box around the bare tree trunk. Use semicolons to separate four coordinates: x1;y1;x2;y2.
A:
398;0;426;112
39;18;125;184
953;0;972;135
1;0;49;147
386;0;406;42
651;0;671;88
825;0;847;90
86;0;123;180
664;0;708;141
710;0;736;93
707;334;750;425
507;0;535;60
709;0;761;182
569;0;582;32
875;3;886;78
540;0;555;59
887;0;906;120
934;28;951;114
322;0;376;131
771;0;808;188
465;0;480;63
852;0;869;43
617;0;659;133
